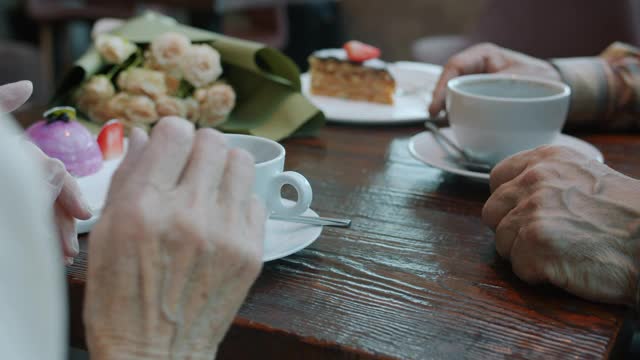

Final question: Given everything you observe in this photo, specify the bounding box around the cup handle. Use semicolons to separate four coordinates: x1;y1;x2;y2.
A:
267;171;313;216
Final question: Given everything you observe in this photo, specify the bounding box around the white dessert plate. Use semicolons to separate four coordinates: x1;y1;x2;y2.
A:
75;158;323;262
408;128;604;181
76;156;122;233
301;61;442;124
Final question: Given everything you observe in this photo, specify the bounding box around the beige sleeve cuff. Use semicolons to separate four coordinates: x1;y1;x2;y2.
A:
550;57;613;126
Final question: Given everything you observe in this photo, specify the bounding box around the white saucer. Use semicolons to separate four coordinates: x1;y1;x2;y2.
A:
408;128;604;181
263;201;323;262
301;61;442;124
76;162;322;262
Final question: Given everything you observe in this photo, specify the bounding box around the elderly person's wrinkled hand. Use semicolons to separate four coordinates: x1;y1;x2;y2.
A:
429;43;562;116
84;117;266;359
1;81;92;264
482;145;640;305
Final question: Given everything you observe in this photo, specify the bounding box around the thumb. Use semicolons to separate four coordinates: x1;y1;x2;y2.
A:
0;80;33;113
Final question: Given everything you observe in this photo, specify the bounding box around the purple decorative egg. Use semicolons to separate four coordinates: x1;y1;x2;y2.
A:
26;116;103;177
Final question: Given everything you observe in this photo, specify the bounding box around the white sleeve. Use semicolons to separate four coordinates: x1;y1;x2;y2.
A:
0;114;65;360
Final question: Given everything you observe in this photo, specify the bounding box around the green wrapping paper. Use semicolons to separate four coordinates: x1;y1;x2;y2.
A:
53;12;324;141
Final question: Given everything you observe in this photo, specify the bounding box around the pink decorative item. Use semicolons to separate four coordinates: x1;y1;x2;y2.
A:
26;107;103;177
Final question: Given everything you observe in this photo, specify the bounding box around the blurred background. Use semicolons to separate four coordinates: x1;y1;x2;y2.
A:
0;1;639;359
1;0;639;110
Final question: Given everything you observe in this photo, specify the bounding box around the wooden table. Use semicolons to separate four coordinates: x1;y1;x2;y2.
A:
63;123;639;359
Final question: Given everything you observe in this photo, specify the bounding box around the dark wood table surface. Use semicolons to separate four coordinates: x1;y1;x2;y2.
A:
57;122;640;359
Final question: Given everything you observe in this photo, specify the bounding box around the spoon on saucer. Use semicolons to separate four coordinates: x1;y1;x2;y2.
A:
87;207;352;228
423;120;492;173
269;214;351;228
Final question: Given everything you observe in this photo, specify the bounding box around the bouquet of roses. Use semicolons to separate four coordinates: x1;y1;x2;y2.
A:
74;31;236;130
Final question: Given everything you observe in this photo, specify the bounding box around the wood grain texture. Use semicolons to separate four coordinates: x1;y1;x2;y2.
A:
61;124;636;359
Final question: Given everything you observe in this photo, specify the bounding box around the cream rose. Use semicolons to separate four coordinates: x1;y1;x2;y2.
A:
107;92;130;116
125;95;158;124
195;83;236;127
117;68;167;99
88;92;130;124
95;34;137;64
180;45;223;88
150;32;191;75
87;100;116;124
155;95;187;118
75;75;115;113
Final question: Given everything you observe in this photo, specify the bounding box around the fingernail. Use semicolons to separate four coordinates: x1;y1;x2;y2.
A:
65;257;74;266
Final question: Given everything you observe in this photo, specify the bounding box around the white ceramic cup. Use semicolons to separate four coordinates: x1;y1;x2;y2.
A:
446;74;571;165
225;134;312;216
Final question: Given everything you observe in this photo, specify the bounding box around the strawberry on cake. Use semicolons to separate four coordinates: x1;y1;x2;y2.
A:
308;41;396;105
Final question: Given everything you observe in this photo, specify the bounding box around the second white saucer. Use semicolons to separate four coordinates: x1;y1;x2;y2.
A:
408;128;604;181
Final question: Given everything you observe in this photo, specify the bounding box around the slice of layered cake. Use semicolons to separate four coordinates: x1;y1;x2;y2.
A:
308;41;396;105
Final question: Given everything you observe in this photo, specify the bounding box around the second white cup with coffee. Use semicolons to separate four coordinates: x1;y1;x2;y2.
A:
225;134;312;217
446;74;571;165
